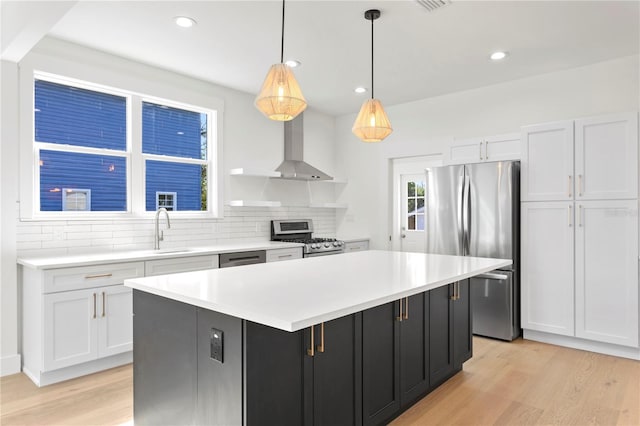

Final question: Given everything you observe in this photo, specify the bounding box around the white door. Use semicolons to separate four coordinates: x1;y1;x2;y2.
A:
521;201;575;336
575;200;638;347
575;112;638;201
400;173;427;253
483;133;520;162
521;121;574;201
98;285;134;357
392;156;442;252
43;289;98;371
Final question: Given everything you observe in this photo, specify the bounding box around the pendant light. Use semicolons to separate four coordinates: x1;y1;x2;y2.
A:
255;0;307;121
352;9;393;142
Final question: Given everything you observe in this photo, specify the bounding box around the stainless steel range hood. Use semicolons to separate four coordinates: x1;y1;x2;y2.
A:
275;114;333;181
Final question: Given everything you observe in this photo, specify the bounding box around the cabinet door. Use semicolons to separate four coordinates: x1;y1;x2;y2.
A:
266;247;303;262
244;322;306;426
362;301;400;426
400;293;429;408
521;121;574;201
43;288;98;371
521;202;575;336
484;133;521;162
446;137;484;165
344;240;369;253
575;112;638;200
575;200;639;347
98;285;133;357
453;280;472;367
312;314;361;426
429;285;454;387
145;255;218;276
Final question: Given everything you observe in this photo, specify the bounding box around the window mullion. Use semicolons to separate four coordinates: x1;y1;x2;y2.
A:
130;95;144;215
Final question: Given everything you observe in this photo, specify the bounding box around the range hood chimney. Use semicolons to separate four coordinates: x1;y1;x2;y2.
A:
275;114;333;181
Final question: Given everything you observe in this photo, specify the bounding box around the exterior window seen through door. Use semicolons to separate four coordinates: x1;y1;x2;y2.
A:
407;180;425;231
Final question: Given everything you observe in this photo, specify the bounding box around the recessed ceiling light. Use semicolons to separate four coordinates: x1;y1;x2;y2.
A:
285;60;301;68
174;16;196;28
490;51;508;61
354;87;368;94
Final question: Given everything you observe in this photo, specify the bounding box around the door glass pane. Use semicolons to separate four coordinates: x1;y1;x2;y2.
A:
416;181;425;196
408;198;415;213
408;214;416;230
416;214;425;231
417;198;425;210
407;181;415;197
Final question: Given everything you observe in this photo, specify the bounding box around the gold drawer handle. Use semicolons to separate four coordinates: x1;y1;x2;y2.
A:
102;292;106;317
85;273;113;279
307;325;315;357
316;322;325;353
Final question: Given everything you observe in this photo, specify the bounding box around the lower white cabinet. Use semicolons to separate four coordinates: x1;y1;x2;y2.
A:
522;200;639;350
266;247;303;262
43;285;132;371
344;239;370;253
574;200;638;347
145;255;218;276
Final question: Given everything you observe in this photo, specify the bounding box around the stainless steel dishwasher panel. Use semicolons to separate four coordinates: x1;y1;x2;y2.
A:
219;251;266;268
470;270;519;341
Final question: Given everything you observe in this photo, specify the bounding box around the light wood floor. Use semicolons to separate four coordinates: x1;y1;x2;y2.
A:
1;338;638;425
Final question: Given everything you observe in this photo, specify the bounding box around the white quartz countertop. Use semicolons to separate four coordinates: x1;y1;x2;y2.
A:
17;241;304;269
125;250;511;332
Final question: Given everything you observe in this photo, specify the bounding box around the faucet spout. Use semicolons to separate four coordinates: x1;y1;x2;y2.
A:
154;208;171;250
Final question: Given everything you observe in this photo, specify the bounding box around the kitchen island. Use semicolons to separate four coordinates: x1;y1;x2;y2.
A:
125;250;510;426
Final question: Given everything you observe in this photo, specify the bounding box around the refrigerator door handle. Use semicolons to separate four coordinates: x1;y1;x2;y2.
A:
462;174;471;255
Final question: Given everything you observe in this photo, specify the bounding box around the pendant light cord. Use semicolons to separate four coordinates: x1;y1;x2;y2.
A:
280;0;285;64
370;16;374;99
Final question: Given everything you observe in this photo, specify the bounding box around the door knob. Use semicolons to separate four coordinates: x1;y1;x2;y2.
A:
401;234;406;238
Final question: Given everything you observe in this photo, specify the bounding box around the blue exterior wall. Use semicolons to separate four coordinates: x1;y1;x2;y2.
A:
145;161;203;211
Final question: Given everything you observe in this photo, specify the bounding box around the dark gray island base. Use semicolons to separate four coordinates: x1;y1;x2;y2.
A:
133;280;472;426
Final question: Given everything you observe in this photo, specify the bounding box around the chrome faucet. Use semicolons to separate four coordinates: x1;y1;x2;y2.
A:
154;208;171;250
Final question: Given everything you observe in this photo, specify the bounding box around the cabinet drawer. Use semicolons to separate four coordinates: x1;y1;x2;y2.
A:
145;255;219;277
344;240;369;253
43;262;145;294
266;247;302;263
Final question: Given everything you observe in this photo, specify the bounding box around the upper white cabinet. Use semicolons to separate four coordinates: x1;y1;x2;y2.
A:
574;200;638;347
521;113;638;201
445;133;520;165
521;121;574;201
574;113;638;200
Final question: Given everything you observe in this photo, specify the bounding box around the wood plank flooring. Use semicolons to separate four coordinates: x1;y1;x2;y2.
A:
1;337;638;425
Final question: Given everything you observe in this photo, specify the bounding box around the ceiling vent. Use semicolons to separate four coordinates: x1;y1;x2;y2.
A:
415;0;451;12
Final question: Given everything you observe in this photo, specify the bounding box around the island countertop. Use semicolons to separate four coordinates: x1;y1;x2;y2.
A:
124;250;511;332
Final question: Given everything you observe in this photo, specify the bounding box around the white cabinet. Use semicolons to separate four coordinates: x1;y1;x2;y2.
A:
43;285;133;371
266;247;302;262
145;255;218;276
521;113;638;202
445;133;520;165
521;202;575;336
575;113;638;200
344;239;370;253
575;200;638;347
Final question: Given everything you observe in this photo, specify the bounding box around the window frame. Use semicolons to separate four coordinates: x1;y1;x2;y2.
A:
20;60;223;220
156;191;177;211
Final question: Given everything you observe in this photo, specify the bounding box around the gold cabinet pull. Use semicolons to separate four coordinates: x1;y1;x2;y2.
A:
578;174;583;197
307;325;315;357
403;297;409;320
397;299;403;322
568;205;573;227
568;175;572;198
93;293;97;319
316;323;325;353
578;205;583;227
85;273;113;280
485;141;489;159
479;141;483;160
102;292;106;317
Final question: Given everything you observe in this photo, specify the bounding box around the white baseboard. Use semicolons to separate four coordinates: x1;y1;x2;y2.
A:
523;329;640;360
1;354;22;376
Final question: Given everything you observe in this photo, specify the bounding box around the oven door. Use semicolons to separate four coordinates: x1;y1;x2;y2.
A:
304;250;344;258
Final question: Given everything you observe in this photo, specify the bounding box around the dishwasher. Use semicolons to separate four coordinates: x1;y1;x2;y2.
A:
219;250;266;268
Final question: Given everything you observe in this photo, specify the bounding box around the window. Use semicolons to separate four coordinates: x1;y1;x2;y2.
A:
156;192;176;211
406;180;425;231
31;74;217;217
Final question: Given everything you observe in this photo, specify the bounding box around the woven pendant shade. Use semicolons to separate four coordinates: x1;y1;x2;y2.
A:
352;98;392;142
255;63;307;121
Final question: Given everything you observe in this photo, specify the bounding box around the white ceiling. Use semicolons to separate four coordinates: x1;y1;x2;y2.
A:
2;1;639;116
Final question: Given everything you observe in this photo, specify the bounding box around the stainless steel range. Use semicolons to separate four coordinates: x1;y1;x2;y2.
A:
271;219;344;257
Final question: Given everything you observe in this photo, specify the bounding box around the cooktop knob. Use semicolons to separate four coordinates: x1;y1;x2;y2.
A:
324;243;330;248
333;241;339;247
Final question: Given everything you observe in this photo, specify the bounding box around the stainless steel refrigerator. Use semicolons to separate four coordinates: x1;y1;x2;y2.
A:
425;161;520;341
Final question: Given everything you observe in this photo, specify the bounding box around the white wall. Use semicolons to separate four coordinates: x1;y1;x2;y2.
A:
1;38;338;375
334;55;640;248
